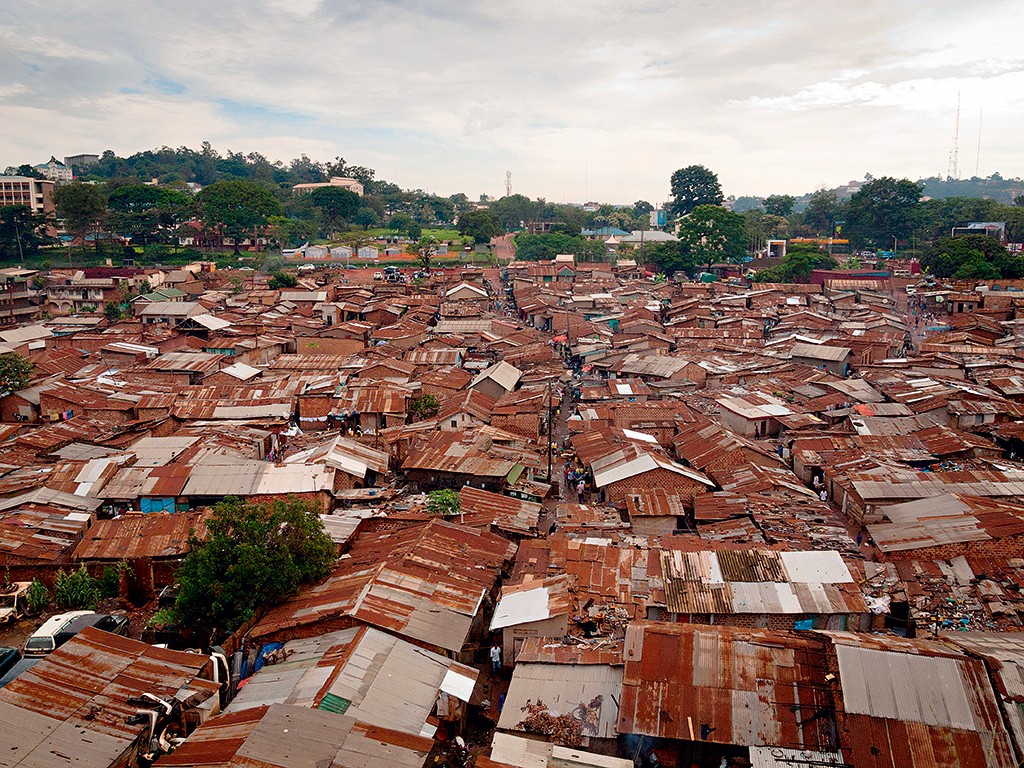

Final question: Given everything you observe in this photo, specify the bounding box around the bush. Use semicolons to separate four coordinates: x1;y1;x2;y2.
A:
25;579;49;615
426;488;461;517
172;496;336;641
54;565;100;610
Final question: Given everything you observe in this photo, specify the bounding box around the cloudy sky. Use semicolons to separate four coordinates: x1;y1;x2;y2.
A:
2;1;1022;204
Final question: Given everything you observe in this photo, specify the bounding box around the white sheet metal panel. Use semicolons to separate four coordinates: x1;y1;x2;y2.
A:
439;669;476;702
835;644;976;730
489;733;551;768
490;586;551;630
497;662;623;739
779;551;854;584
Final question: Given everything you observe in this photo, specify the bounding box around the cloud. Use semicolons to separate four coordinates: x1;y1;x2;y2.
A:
1;0;1022;199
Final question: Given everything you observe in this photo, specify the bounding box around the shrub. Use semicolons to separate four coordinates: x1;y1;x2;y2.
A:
25;579;49;615
53;565;100;610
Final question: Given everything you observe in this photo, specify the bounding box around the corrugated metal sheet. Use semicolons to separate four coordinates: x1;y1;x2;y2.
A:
0;627;219;768
251;520;515;653
161;704;432;768
497;661;623;739
618;622;835;751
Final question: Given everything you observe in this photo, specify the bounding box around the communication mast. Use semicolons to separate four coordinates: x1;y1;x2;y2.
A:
505;170;512;197
946;92;960;180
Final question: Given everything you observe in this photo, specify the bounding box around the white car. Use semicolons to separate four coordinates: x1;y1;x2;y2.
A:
373;271;384;280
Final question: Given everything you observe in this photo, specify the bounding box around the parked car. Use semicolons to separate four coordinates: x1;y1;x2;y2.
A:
53;612;130;649
23;610;94;656
0;646;19;678
373;271;384;280
0;582;32;623
0;656;39;688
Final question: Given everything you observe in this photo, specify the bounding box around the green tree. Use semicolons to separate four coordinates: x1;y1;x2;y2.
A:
426;488;460;517
846;177;923;248
801;189;842;236
920;235;1022;279
410;393;441;419
0;205;54;259
1015;194;1024;207
489;194;541;231
458;209;501;243
354;207;379;229
407;220;422;241
310;186;360;234
677;205;747;269
753;245;837;283
53;181;107;251
107;184;194;246
195;181;283;254
645;240;697;278
763;194;796;216
0;353;32;395
104;301;124;322
406;236;439;270
173;496;336;639
632;200;654;219
268;271;298;290
669;165;724;218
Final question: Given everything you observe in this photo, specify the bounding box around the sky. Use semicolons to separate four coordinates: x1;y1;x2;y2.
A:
2;1;1023;204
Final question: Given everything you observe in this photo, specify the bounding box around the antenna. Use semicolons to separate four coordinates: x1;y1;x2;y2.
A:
946;91;960;180
504;170;512;197
975;109;983;178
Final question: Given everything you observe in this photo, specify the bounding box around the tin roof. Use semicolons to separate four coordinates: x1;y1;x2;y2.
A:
618;622;835;751
827;631;1015;768
0;627;220;768
658;549;864;616
458;486;541;536
497;659;623;740
157;704;433;768
251;519;516;652
228;626;477;737
73;509;209;561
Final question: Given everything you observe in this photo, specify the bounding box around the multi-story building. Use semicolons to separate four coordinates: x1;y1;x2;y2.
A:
64;153;100;169
291;176;364;196
32;158;73;182
0;176;55;216
45;275;122;315
0;268;42;327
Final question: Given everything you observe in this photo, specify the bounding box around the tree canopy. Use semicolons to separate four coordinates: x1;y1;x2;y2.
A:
677;205;747;269
801;189;841;236
0;205;53;258
752;244;837;283
0;353;32;396
513;232;608;262
53;182;107;248
195;181;282;254
172;496;336;641
458;209;501;243
920;235;1023;280
669;165;724;218
763;194;796;217
846;177;923;247
310;186;360;233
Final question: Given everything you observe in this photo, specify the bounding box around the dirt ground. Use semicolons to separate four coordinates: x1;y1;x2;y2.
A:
0;597;158;651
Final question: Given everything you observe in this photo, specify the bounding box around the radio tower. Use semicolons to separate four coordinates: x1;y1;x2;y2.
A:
505;170;512;197
946;92;961;180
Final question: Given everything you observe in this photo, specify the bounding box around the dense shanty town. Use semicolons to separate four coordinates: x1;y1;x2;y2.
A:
5;175;1024;768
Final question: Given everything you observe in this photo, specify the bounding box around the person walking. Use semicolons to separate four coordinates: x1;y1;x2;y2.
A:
490;643;502;674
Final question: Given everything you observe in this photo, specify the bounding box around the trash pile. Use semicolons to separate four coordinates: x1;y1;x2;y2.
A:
516;695;604;747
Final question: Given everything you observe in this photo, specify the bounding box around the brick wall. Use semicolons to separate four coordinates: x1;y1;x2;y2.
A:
882;534;1024;562
606;469;707;505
